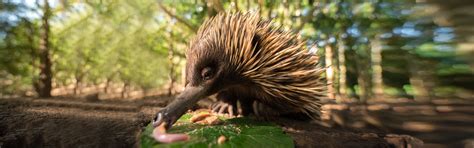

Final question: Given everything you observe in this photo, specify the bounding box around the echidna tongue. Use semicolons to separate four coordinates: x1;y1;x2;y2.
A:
153;85;208;129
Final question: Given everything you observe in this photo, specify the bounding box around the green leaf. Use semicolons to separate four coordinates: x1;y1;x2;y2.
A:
140;113;294;148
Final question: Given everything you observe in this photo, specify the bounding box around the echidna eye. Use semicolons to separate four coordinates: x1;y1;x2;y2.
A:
201;67;213;80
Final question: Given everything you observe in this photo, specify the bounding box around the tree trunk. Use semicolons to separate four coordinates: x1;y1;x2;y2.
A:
182;63;186;86
121;82;129;99
104;78;111;93
73;76;82;95
246;0;250;10
345;45;359;100
337;37;347;100
333;41;340;100
357;71;368;102
325;44;335;99
167;32;176;96
280;0;289;26
232;0;239;11
37;0;53;98
142;87;148;97
355;47;372;102
371;36;384;98
257;0;263;17
407;54;435;101
266;1;273;19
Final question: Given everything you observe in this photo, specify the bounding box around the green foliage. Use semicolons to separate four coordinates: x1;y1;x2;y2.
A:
0;3;39;94
141;114;294;148
51;0;172;88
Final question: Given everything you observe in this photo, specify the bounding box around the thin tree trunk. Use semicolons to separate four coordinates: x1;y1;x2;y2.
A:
142;87;148;97
233;0;239;11
121;82;129;99
325;44;335;99
355;47;371;102
371;36;384;98
182;63;186;86
37;0;52;98
333;40;340;100
104;77;111;93
337;37;347;100
73;76;81;95
246;0;250;10
346;46;359;100
407;54;433;101
357;66;369;102
280;0;289;26
257;0;263;17
266;1;273;19
167;32;176;96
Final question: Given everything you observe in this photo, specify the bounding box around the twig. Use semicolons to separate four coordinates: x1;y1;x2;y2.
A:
158;3;198;32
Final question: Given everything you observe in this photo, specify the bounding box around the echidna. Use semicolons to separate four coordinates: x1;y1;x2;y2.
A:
154;12;326;129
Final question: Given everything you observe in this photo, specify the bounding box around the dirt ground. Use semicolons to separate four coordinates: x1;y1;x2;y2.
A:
0;97;421;148
323;100;474;147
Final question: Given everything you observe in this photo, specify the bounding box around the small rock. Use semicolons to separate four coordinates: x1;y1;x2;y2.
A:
217;135;226;144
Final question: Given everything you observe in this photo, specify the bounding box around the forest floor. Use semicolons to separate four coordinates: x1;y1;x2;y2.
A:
323;99;474;147
2;96;467;148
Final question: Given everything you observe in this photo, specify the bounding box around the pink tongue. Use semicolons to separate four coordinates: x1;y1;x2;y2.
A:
152;123;190;143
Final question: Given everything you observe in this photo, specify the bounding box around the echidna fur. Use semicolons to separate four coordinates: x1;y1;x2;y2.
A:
187;12;326;119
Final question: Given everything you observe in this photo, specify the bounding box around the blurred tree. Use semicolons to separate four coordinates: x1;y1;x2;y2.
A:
0;1;38;96
34;0;53;97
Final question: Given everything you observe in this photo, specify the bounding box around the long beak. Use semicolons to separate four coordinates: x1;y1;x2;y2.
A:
153;85;208;128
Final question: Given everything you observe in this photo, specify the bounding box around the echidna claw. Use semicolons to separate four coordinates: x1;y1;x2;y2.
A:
152;110;175;129
211;101;238;117
153;113;163;127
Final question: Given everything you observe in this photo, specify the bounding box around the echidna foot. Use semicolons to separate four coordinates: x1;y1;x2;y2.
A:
210;101;238;117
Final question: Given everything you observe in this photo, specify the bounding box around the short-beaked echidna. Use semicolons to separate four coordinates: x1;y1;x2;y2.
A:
154;12;326;128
